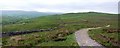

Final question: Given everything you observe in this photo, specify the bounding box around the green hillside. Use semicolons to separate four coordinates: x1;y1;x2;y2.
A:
2;10;59;25
2;12;118;47
3;12;118;32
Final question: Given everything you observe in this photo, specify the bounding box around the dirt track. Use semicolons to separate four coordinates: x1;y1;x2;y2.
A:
75;27;105;48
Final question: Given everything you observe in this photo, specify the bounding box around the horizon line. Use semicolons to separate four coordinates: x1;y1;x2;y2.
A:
1;9;118;14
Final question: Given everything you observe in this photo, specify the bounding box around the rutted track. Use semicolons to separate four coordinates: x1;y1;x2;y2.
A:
1;28;56;38
1;18;66;38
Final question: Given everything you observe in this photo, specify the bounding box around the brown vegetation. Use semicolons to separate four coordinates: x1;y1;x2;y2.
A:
102;28;120;33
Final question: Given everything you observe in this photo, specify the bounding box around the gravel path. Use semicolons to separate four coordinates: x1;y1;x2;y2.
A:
75;27;105;48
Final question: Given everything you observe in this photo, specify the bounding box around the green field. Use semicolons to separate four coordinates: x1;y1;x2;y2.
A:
2;12;118;47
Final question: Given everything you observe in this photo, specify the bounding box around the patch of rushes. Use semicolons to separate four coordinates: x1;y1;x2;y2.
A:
2;27;79;46
88;27;119;47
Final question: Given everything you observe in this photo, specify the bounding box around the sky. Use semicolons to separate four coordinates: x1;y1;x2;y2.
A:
0;0;119;14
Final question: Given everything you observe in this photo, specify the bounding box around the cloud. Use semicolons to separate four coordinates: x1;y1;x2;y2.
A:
0;0;119;13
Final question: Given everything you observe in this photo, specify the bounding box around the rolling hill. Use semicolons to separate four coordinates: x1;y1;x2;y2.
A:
2;12;119;47
1;10;60;25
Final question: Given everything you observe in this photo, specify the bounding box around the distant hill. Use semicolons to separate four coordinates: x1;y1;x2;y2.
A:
1;10;59;18
1;10;60;25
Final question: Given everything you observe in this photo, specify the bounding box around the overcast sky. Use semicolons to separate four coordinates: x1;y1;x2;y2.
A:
0;0;119;13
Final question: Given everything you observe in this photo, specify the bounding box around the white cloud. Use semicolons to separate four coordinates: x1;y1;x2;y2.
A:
0;0;119;13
